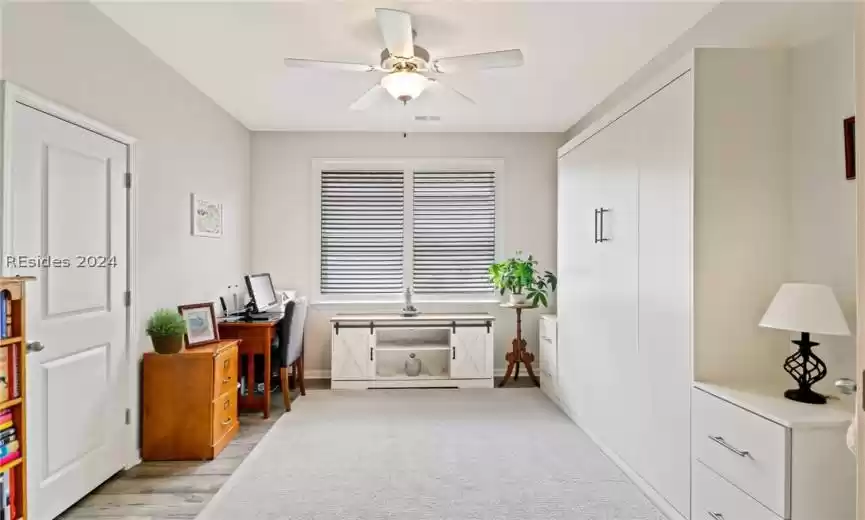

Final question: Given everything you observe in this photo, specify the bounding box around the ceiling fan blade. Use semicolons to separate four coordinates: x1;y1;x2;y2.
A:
284;58;377;73
350;84;391;111
375;8;415;58
432;49;524;73
427;78;476;105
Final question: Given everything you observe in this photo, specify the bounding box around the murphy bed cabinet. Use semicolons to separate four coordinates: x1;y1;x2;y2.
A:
555;49;854;520
330;314;494;389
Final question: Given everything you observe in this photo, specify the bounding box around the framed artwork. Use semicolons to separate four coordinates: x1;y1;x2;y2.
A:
191;193;223;237
178;302;219;347
844;116;855;180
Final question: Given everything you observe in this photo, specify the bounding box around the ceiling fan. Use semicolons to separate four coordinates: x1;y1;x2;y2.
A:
283;8;524;110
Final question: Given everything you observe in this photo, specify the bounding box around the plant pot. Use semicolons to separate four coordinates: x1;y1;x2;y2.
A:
151;334;184;354
509;293;527;305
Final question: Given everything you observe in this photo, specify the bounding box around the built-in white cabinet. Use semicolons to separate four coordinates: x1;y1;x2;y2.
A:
330;314;494;389
554;49;845;520
692;383;854;520
538;315;559;405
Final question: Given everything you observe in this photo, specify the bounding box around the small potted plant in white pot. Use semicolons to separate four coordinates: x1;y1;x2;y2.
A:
146;308;187;354
488;252;557;306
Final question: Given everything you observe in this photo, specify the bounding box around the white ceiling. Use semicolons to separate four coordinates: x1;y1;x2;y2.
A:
95;1;718;132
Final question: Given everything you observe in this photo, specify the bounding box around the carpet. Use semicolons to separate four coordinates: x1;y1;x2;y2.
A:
198;389;665;520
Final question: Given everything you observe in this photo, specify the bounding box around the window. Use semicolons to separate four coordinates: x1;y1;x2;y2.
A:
320;170;405;294
316;160;500;300
412;171;496;294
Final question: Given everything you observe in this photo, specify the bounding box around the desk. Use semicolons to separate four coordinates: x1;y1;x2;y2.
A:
218;319;279;418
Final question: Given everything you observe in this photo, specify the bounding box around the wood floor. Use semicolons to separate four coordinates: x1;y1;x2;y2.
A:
58;377;535;519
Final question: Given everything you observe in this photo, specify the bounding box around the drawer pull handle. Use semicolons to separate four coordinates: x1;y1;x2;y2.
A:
707;513;724;520
224;399;231;410
222;377;232;384
221;417;232;426
223;359;230;369
541;336;551;342
709;435;751;458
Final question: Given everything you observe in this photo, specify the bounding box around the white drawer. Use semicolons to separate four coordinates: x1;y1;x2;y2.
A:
540;316;557;344
693;461;782;520
692;388;789;517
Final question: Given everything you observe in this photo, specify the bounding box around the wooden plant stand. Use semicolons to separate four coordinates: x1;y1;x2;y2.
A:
498;302;540;387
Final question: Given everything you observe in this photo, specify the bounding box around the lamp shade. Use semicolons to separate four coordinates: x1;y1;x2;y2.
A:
759;283;850;336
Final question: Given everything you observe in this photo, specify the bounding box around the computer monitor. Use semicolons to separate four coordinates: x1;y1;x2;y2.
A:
244;273;278;313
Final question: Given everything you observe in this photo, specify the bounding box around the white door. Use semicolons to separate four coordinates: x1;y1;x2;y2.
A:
450;326;491;379
556;134;604;420
331;327;372;380
631;71;693;516
8;101;129;519
856;4;865;514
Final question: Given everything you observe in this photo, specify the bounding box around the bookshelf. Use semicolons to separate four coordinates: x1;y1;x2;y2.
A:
0;277;32;520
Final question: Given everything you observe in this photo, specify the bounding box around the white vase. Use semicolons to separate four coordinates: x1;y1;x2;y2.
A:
509;293;527;305
405;353;422;377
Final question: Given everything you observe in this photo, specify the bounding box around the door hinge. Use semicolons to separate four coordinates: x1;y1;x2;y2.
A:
124;290;131;307
125;408;131;425
124;172;132;189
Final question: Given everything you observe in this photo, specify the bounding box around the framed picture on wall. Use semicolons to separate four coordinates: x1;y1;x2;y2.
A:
191;193;224;237
178;302;220;347
844;116;855;180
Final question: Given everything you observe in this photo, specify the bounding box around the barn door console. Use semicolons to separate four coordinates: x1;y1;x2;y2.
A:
330;314;495;389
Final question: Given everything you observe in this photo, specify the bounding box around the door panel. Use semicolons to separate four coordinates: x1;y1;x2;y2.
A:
450;327;490;379
632;72;693;516
556;134;604;421
331;327;372;380
10;102;129;520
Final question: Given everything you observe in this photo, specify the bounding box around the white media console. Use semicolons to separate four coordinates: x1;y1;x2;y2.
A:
330;314;495;389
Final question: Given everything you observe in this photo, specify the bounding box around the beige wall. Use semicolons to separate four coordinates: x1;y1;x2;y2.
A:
2;2;251;447
788;29;857;394
250;131;560;374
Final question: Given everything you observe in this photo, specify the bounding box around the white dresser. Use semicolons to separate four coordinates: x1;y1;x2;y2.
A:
539;315;560;405
330;313;495;389
692;382;855;520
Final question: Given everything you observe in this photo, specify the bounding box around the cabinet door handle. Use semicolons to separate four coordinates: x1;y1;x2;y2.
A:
709;435;751;458
598;207;610;242
452;346;456;360
593;209;600;243
707;513;724;520
221;417;233;426
370;347;374;361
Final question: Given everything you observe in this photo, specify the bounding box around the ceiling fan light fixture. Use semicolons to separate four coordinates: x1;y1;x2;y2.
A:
381;71;428;104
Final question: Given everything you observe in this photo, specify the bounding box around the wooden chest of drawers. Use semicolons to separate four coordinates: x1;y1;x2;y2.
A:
142;340;240;460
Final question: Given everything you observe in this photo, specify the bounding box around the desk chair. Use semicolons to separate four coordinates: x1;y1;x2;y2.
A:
272;297;307;411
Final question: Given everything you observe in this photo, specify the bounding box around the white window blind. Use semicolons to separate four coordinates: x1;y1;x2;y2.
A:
412;171;496;293
320;171;404;294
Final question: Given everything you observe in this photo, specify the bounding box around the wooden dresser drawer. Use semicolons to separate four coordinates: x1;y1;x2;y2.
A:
693;461;781;520
692;388;789;517
213;344;238;398
212;390;237;445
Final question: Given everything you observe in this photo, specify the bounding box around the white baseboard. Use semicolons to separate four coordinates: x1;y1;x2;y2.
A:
564;413;688;520
304;366;539;380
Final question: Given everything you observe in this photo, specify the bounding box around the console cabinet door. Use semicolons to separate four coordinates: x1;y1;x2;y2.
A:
331;327;373;380
450;326;491;379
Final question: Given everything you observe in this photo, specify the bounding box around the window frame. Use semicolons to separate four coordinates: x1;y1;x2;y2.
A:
311;158;504;304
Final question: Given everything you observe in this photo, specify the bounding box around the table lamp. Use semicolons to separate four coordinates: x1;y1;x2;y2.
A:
759;283;851;404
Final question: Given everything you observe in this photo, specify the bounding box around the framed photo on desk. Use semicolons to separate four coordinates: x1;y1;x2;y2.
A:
178;302;220;347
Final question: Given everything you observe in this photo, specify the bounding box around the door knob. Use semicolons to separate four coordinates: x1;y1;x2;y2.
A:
26;341;44;353
835;378;857;395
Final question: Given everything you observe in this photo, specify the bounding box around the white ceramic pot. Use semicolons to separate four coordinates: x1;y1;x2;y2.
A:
508;293;527;305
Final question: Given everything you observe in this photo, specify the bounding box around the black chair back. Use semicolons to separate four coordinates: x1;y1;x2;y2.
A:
276;300;295;367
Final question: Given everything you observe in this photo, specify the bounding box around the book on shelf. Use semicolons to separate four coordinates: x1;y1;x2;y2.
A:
0;297;5;340
9;346;18;400
0;349;9;403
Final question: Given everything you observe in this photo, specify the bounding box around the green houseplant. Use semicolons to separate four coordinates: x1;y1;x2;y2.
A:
146;308;187;354
488;252;557;307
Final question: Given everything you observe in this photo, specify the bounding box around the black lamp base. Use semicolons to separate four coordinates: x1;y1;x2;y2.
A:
784;387;827;405
782;331;828;405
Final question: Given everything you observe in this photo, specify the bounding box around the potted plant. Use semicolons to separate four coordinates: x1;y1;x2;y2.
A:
488;252;557;306
146;308;187;354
